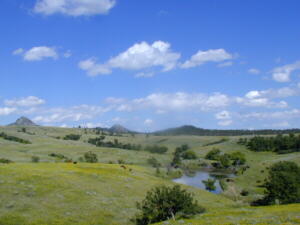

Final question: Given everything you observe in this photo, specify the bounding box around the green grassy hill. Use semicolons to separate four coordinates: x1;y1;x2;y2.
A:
0;126;300;224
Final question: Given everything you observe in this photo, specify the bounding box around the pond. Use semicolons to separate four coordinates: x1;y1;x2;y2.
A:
173;170;234;194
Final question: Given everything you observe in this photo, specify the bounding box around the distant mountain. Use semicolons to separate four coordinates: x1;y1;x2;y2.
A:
153;125;300;136
8;117;38;127
108;124;131;133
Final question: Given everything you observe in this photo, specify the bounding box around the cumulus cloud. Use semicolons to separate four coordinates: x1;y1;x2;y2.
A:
106;92;231;113
79;41;180;76
181;49;233;69
0;107;17;116
215;110;231;120
218;120;232;126
144;119;153;126
248;68;260;75
240;109;300;120
13;46;58;61
33;105;110;123
272;61;300;82
4;96;45;107
34;0;116;16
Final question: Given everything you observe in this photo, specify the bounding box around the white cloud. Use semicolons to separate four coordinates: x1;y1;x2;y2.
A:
108;92;230;113
12;48;24;55
4;96;45;107
144;119;153;126
271;121;290;128
215;110;231;120
248;68;260;75
135;72;155;78
14;46;58;61
0;107;17;116
272;61;300;82
34;0;116;16
218;120;232;126
78;58;111;76
33;105;109;123
181;49;233;69
218;61;233;67
236;97;288;108
79;41;180;76
241;109;300;120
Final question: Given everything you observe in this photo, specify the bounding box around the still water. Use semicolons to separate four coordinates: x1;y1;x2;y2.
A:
173;170;233;194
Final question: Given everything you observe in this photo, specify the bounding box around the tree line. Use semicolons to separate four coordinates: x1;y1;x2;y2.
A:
238;133;300;154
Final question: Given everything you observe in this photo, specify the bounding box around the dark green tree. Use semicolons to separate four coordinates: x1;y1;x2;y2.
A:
133;185;205;225
84;151;98;163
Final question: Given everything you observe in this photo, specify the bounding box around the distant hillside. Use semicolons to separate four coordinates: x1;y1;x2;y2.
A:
153;125;300;136
109;124;131;133
8;117;38;127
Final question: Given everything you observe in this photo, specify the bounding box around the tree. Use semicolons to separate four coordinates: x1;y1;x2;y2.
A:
202;178;216;191
84;151;98;163
31;156;40;163
262;161;300;205
181;150;197;160
230;151;246;166
205;148;221;160
133;185;205;225
219;154;231;168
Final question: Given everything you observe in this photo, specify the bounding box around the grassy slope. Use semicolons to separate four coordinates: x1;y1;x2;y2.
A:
0;163;233;225
0;126;300;224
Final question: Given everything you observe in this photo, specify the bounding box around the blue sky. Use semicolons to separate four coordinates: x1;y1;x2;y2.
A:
1;0;300;131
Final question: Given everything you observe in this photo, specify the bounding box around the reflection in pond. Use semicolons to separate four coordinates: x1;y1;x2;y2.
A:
173;170;234;194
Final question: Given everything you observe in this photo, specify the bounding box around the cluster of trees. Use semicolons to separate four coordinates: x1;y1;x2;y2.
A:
63;134;81;141
154;125;300;136
202;178;216;191
88;137;168;154
205;148;246;169
0;132;31;144
253;161;300;205
133;185;205;225
171;144;197;167
238;133;300;154
202;138;229;146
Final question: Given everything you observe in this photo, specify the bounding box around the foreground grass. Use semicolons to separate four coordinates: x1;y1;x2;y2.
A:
156;204;300;225
0;163;234;225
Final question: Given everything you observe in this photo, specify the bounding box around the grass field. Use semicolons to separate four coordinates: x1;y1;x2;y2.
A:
0;126;300;224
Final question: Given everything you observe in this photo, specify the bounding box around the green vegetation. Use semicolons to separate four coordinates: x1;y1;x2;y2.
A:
239;133;300;154
133;185;205;225
84;151;98;163
63;134;81;141
205;148;221;160
0;132;31;144
202;179;216;191
253;161;300;205
31;156;40;163
0;125;299;224
0;158;13;164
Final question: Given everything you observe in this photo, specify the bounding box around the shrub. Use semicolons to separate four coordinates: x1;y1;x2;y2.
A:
0;158;13;164
133;185;205;225
205;148;221;160
147;157;161;168
181;150;197;160
241;189;249;196
84;151;98;163
63;134;81;141
230;151;246;166
31;156;40;163
202;178;216;191
118;159;125;164
219;154;231;168
144;145;168;154
0;132;31;144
